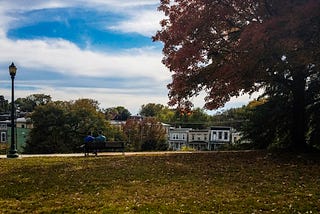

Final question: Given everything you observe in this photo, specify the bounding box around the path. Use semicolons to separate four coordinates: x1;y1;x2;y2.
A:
0;151;198;159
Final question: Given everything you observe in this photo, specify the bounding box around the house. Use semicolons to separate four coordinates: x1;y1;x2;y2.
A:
188;129;210;150
0;118;32;153
231;132;242;144
168;127;191;150
210;126;233;150
109;120;126;130
16;117;33;129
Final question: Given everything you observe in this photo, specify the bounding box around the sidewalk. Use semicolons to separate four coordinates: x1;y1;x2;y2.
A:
0;152;121;159
0;151;196;159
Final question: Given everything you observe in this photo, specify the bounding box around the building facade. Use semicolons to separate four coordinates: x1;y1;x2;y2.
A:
168;127;191;150
210;126;233;150
0;118;31;153
168;126;237;151
188;129;210;150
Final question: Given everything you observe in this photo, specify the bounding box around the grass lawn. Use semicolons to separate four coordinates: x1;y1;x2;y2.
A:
0;151;319;213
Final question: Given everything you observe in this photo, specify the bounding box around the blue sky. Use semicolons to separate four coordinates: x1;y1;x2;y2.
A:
0;0;256;114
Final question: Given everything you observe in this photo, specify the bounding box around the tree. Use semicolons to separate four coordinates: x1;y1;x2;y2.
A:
238;98;288;149
24;102;68;153
15;94;52;112
154;0;320;151
210;106;249;130
122;117;167;151
140;103;165;117
140;103;179;123
67;99;110;138
24;99;112;154
157;106;175;123
189;107;209;123
104;106;131;121
122;118;141;151
0;95;9;113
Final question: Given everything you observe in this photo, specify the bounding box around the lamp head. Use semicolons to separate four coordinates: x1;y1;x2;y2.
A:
9;62;17;77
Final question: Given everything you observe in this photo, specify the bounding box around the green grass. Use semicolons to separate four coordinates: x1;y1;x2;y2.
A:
0;151;319;213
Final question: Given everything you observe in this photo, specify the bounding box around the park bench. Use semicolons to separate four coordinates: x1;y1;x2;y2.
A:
83;141;125;156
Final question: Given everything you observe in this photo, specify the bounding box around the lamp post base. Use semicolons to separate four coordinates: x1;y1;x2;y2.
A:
7;150;19;158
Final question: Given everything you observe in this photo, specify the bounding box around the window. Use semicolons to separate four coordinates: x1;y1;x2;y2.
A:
224;132;229;140
218;132;222;140
1;132;6;142
212;131;217;141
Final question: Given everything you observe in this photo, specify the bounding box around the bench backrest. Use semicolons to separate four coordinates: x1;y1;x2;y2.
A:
105;141;125;148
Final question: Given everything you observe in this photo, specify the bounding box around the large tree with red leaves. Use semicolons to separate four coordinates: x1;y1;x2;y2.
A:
154;0;320;150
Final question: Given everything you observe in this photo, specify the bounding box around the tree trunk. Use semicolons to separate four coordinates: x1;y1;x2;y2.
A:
290;71;307;151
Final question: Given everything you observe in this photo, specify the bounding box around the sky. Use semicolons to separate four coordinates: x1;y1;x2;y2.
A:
0;0;258;114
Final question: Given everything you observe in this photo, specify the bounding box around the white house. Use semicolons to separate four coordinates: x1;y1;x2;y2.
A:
168;127;191;150
210;126;233;150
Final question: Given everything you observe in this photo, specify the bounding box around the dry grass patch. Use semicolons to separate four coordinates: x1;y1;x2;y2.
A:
0;151;319;213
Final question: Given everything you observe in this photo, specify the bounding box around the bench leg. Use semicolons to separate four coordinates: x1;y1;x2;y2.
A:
84;143;89;157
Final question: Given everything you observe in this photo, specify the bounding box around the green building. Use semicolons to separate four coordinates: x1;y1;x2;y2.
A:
0;118;32;153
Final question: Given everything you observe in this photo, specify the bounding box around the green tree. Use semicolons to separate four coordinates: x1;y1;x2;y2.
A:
140;103;177;123
69;99;108;136
189;108;209;123
104;106;131;121
140;103;165;117
157;107;175;123
210;105;252;130
170;107;209;129
240;98;292;150
0;95;9;113
24;102;68;153
24;99;111;154
16;94;51;112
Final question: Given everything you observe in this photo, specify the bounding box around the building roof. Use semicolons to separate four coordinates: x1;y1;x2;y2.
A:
210;126;232;130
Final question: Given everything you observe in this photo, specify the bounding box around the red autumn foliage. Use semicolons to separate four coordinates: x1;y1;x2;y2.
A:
154;0;320;110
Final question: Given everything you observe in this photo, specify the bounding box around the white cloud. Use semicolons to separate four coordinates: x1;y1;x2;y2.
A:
81;0;163;37
0;83;169;114
0;37;170;81
89;0;158;8
0;0;162;36
0;0;159;11
0;35;171;114
108;10;164;37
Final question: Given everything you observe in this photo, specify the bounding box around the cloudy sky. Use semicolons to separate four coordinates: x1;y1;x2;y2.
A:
0;0;256;114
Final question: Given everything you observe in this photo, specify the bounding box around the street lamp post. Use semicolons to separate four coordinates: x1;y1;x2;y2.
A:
7;62;19;158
